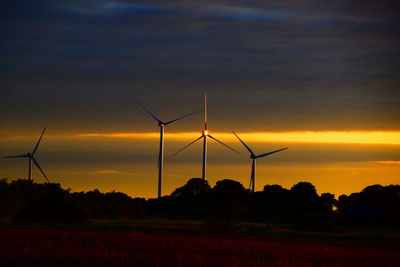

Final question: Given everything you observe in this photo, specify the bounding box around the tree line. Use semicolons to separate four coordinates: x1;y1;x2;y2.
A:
0;178;399;229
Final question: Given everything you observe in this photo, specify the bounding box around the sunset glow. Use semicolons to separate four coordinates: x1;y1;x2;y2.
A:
2;1;399;202
372;161;400;165
77;131;400;145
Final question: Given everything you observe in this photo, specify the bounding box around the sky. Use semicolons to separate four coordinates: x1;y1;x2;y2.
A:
1;1;399;198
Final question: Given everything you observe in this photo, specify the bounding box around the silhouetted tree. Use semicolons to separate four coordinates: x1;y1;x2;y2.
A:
289;182;320;217
210;179;247;200
337;184;400;226
206;179;248;226
13;195;87;223
145;196;178;218
249;184;291;222
172;178;210;198
320;193;337;214
263;184;287;193
2;178;398;229
0;178;8;192
291;182;318;196
0;178;9;217
163;178;211;219
71;189;145;219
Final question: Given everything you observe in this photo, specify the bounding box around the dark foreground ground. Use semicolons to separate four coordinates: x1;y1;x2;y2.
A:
0;221;399;266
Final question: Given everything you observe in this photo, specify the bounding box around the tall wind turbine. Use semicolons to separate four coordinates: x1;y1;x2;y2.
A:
134;99;198;198
3;127;49;183
174;94;240;180
233;132;287;193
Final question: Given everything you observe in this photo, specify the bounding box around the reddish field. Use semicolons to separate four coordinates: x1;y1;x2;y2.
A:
0;227;399;266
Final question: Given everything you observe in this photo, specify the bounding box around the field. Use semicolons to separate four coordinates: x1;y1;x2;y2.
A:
0;222;399;266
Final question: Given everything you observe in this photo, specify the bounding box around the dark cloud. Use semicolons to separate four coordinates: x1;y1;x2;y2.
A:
1;1;399;133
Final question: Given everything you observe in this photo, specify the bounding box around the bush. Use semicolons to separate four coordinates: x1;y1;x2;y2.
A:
292;212;339;232
13;195;87;224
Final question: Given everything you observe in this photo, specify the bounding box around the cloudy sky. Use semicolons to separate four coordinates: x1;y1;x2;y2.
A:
1;1;399;198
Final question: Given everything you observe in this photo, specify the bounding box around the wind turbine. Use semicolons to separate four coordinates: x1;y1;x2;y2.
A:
3;127;49;183
134;99;198;198
174;94;240;181
233;132;287;193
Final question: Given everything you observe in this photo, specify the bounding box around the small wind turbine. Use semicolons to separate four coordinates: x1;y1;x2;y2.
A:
233;132;287;193
174;94;240;180
3;127;49;183
134;99;198;198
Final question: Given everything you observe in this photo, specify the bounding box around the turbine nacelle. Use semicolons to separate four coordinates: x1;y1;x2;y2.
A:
3;127;49;183
173;94;240;181
233;131;287;192
133;98;199;198
133;98;199;129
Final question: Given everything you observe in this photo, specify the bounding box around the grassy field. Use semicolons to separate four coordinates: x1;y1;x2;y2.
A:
0;220;399;266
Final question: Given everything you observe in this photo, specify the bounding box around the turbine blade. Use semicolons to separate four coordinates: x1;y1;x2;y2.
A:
132;98;161;123
232;132;254;155
32;127;46;155
3;154;28;158
256;147;288;158
173;136;203;156
32;157;49;183
204;93;208;130
164;110;200;125
208;135;241;155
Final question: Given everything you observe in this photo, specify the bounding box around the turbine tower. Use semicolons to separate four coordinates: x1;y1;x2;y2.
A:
233;132;287;193
3;127;49;183
174;94;240;180
134;99;198;198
